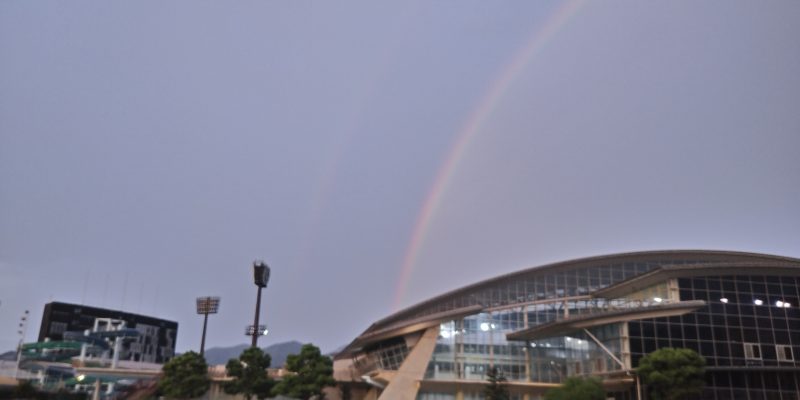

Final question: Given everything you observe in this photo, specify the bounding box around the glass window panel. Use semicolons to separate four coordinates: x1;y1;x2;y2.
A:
779;372;797;391
643;339;656;354
760;342;776;360
761;372;778;389
700;341;714;356
774;330;789;343
767;284;781;294
683;325;698;340
752;283;767;294
719;280;735;294
715;342;730;359
742;329;758;342
669;324;682;339
692;278;707;290
698;326;712;339
713;327;728;342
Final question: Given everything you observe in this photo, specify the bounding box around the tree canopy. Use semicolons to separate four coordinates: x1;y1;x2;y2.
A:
544;376;605;400
272;343;335;400
158;351;210;399
483;366;510;400
637;347;706;400
224;347;275;400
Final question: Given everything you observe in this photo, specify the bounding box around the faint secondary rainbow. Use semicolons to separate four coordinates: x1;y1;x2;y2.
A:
392;0;587;311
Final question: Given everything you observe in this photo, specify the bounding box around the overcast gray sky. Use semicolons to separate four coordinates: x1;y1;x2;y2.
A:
1;1;799;355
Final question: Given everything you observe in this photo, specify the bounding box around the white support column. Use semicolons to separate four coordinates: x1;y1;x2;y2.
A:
583;328;641;400
79;341;88;366
523;306;531;382
668;278;680;302
620;322;631;369
111;337;121;369
92;379;101;400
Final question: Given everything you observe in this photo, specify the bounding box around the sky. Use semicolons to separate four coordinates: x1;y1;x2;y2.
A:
1;1;799;356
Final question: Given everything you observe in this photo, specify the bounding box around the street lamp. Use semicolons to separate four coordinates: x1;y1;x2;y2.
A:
196;297;220;356
249;260;270;347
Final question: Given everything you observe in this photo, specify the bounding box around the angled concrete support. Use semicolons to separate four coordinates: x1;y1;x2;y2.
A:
378;326;439;400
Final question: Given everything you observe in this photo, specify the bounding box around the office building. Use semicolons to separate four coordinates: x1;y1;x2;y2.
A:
38;302;178;364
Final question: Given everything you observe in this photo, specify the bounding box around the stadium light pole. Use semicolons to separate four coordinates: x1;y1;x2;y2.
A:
14;309;29;380
196;297;220;357
249;261;270;347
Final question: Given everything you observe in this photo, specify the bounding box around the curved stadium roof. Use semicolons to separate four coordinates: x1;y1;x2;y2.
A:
351;250;800;350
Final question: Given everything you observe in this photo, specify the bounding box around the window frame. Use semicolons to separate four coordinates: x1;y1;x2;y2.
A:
743;343;762;360
776;344;794;362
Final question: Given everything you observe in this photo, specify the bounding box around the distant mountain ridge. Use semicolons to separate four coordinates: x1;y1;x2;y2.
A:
203;341;303;367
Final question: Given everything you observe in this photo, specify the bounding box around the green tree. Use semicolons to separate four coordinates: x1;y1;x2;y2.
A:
224;347;275;400
483;367;510;400
544;377;605;400
157;351;210;399
637;347;705;400
272;343;335;400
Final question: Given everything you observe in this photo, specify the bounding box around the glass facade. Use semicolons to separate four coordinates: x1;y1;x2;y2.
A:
383;260;672;328
629;275;800;399
425;306;628;384
340;252;800;400
367;337;410;370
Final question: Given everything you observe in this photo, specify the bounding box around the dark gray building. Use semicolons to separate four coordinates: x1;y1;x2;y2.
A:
38;301;178;364
334;250;800;400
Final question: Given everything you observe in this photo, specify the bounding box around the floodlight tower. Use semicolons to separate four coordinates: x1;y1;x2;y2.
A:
14;309;29;379
196;297;220;356
248;261;270;347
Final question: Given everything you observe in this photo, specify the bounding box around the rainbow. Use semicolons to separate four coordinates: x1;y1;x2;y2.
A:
392;0;587;311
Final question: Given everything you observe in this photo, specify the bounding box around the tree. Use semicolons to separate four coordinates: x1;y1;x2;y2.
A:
272;343;335;400
158;351;210;399
544;377;605;400
224;347;275;400
483;366;510;400
637;347;705;400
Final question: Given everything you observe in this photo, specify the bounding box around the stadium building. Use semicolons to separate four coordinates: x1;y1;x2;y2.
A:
334;250;800;400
